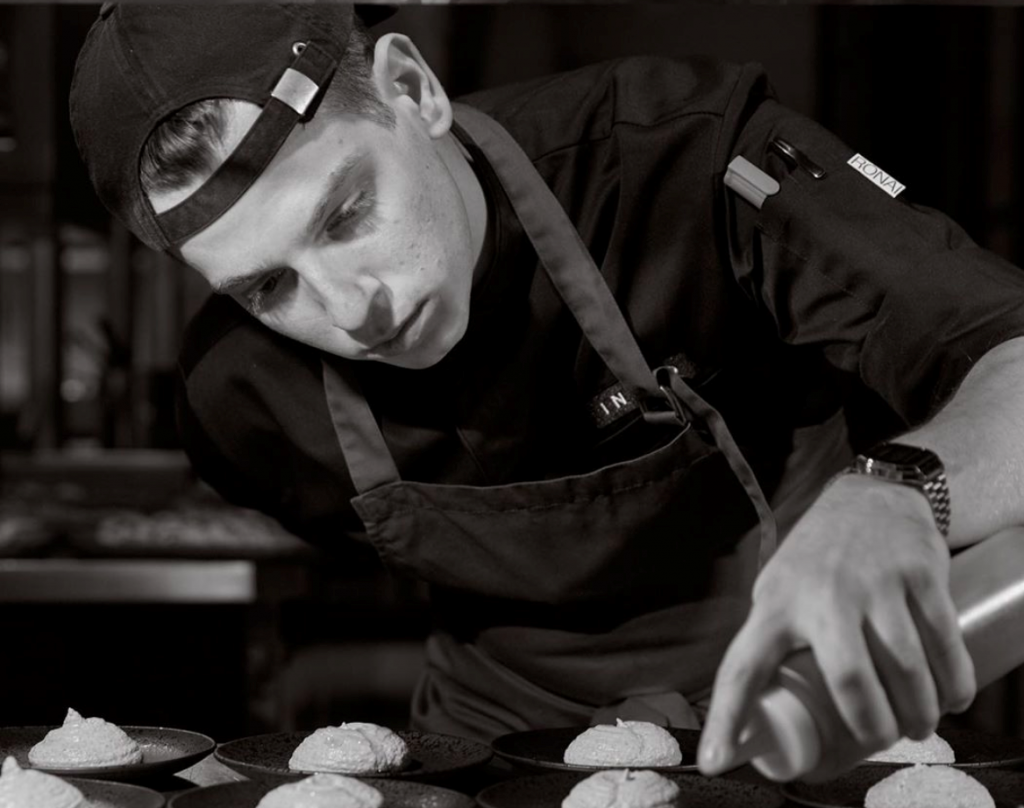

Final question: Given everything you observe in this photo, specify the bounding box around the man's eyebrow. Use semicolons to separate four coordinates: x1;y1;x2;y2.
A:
305;150;366;240
211;258;281;295
210;151;367;296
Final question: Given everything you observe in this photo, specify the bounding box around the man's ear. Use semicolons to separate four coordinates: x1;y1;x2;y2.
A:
372;33;452;139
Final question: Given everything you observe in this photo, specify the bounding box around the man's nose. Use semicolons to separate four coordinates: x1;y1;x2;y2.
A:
307;265;394;343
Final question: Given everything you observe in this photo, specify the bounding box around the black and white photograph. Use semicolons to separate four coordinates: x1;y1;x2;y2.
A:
2;2;1024;806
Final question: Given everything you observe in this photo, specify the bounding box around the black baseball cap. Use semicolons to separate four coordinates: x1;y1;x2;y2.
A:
69;3;394;252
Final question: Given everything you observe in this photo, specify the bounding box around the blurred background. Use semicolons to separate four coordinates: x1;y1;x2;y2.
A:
0;2;1022;743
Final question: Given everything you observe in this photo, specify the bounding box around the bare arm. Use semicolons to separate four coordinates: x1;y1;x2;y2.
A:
903;333;1024;548
697;334;1024;780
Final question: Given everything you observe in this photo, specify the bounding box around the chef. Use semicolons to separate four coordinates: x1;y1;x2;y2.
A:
69;4;1024;781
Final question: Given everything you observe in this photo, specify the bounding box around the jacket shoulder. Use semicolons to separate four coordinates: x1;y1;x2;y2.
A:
458;56;772;159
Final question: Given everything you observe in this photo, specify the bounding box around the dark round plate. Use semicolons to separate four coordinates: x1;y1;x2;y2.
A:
167;778;476;808
860;727;1024;769
490;727;701;773
784;765;1024;808
477;771;785;808
0;726;216;783
67;777;166;808
214;730;492;784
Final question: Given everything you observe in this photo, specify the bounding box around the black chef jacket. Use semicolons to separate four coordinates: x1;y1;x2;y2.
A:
176;56;1024;550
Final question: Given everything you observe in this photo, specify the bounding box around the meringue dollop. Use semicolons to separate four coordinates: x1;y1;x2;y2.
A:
255;773;384;808
864;763;995;808
564;720;682;767
288;722;410;775
28;708;143;768
562;768;680;808
0;756;84;808
866;732;956;764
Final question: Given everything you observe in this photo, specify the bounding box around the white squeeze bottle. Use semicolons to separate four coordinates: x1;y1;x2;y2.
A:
734;526;1024;781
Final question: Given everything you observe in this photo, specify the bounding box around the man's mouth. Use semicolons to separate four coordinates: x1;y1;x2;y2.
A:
369;300;427;355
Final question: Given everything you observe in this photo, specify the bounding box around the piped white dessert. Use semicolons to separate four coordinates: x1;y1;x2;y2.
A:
28;708;142;768
255;773;384;808
289;722;410;775
564;720;682;767
864;763;995;808
562;769;680;808
0;756;84;808
866;732;956;764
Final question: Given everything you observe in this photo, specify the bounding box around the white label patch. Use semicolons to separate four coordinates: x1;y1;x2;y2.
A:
847;153;905;198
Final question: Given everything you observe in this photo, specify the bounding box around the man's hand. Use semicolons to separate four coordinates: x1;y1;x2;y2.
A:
697;472;976;780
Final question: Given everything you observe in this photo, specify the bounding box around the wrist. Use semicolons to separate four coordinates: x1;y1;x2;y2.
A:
830;442;951;537
826;471;937;523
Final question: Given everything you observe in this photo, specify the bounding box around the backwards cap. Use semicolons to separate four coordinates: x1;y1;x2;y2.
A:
69;3;392;251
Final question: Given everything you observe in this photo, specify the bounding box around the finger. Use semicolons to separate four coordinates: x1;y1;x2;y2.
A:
863;599;940;741
698;614;791;776
907;571;977;715
813;618;899;752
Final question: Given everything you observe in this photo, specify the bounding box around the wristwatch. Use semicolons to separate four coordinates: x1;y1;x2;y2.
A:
849;442;951;537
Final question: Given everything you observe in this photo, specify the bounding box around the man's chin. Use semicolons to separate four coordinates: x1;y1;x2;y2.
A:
375;337;459;370
379;315;468;369
375;352;445;370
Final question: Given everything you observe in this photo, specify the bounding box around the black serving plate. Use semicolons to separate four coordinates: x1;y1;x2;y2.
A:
215;730;491;784
477;771;784;808
491;727;701;773
860;727;1024;769
785;765;1024;808
168;778;475;808
63;777;165;808
0;726;215;783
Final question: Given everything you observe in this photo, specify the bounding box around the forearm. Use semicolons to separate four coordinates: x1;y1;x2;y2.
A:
900;334;1024;548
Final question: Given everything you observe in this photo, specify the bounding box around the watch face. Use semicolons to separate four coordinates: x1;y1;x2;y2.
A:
871;443;928;466
861;442;944;478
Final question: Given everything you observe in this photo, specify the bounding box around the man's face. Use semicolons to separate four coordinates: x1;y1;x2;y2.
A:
158;95;479;370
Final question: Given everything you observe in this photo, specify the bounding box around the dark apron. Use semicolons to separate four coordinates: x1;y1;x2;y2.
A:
320;105;781;742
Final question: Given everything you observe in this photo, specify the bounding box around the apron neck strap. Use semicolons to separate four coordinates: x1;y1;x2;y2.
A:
452;105;661;400
324;105;674;495
322;108;776;563
322;359;400;492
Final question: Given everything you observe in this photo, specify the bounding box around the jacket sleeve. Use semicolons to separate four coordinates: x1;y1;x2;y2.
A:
717;64;1024;426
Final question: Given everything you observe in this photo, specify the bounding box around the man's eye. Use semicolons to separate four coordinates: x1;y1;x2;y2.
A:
325;190;375;239
245;270;284;315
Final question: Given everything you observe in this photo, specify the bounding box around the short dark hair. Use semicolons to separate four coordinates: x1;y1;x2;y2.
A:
139;17;395;198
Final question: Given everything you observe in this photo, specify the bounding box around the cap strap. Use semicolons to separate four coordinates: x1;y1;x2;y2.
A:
272;68;321;116
155;40;337;246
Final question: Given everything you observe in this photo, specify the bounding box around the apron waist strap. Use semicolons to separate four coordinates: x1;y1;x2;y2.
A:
411;632;709;741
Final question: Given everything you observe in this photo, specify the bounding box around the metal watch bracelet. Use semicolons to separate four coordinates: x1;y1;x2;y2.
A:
922;470;952;537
